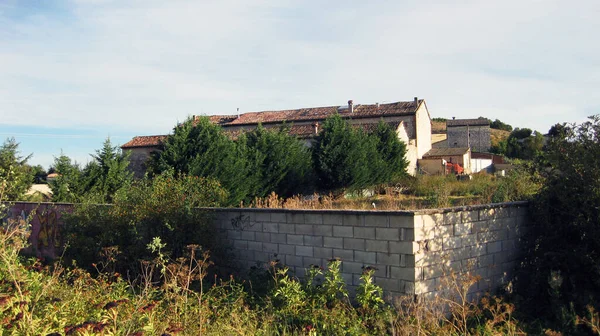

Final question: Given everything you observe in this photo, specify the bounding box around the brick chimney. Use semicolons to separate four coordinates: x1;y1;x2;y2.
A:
348;100;354;113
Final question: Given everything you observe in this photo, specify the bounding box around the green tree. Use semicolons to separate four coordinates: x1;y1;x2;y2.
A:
489;118;513;131
518;116;600;330
49;153;84;203
372;120;409;183
86;138;133;203
312;115;375;193
0;138;33;201
244;124;314;197
149;116;253;205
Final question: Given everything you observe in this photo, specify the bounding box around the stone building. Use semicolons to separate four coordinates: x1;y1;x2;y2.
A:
446;118;491;153
121;98;433;176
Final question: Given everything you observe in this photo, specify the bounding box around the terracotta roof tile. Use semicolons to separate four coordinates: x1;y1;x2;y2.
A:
212;100;420;126
446;118;489;127
121;135;167;149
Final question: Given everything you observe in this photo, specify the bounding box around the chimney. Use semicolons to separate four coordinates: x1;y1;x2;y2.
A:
414;97;418;107
348;100;354;113
313;122;319;134
237;108;240;119
452;117;456;120
375;102;379;108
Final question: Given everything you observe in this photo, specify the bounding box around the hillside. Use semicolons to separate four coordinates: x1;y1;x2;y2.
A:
490;128;510;148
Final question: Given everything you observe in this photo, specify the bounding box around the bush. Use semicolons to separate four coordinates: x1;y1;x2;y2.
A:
63;172;228;272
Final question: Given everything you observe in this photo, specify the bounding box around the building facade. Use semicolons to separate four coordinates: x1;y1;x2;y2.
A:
446;118;491;153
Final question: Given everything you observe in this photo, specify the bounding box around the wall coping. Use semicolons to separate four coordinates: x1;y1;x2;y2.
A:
6;201;529;216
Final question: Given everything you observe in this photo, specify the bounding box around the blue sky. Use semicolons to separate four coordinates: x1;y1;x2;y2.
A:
1;0;599;168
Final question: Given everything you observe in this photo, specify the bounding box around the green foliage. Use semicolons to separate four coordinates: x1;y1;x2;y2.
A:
244;124;314;198
0;138;33;201
432;117;448;122
63;171;228;272
313;115;408;193
48;153;83;203
50;138;132;203
518;115;600;332
489;118;513;131
149;116;254;205
493;128;545;160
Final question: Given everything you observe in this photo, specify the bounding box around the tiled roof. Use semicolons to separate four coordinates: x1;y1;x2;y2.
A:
423;147;470;157
207;100;421;126
121;135;168;149
446;118;490;127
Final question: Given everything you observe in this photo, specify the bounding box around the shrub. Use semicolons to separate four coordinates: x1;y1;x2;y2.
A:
63;171;228;272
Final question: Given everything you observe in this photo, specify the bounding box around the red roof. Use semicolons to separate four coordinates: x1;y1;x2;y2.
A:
121;135;167;149
204;100;421;126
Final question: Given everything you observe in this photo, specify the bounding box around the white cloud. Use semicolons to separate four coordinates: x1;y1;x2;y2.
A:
0;0;599;140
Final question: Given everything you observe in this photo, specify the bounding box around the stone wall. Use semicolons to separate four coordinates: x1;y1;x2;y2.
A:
447;125;491;153
210;202;530;298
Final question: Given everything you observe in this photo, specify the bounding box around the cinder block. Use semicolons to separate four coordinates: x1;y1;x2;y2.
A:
262;242;278;254
255;251;270;263
304;235;323;247
403;281;416;295
354;251;376;264
479;254;494;267
448;247;471;261
343;261;364;274
296;224;314;235
278;223;295;234
286;255;303;267
402;228;415;241
343;214;363;226
255;212;271;222
228;230;242;240
478;230;507;242
262;223;278;233
487;241;502;254
375;277;400;292
415;226;435;241
278;244;295;255
462;234;477;247
470;244;486;257
296;245;313;257
436;225;453;237
391;266;415;281
323;214;343;225
304;213;323;224
247;222;262;232
462;210;479;223
344;238;365;250
234;240;248;249
443;236;462;250
375;228;399;240
404;254;414;267
419;214;444;227
248;241;262;251
389;215;414;228
389;241;417;254
354;227;375;239
444;211;461;224
333;226;353;238
286;234;304;245
286;212;305;224
323;237;344;249
270;233;287;244
270;212;287;223
365;215;389;227
333;248;354;261
479;208;496;221
422;264;447;280
302;257;323;268
314;224;333;236
341;272;353;285
454;223;472;236
415;278;438;294
314;247;333;259
366;240;389;253
377;253;401;266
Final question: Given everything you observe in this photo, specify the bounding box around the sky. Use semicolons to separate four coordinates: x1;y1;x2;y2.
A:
1;0;599;169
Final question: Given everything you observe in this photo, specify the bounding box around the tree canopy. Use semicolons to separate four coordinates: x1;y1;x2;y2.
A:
0;138;33;201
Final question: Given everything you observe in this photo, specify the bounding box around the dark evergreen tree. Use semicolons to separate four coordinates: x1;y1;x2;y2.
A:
0;138;33;201
244;124;314;197
49;153;84;203
372;120;409;183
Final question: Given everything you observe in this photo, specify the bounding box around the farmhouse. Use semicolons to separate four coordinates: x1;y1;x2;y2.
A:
446;118;491;153
122;98;433;177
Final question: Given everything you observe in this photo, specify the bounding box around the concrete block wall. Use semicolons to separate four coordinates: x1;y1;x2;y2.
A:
211;209;418;296
210;201;530;299
412;203;529;299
